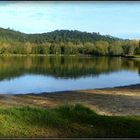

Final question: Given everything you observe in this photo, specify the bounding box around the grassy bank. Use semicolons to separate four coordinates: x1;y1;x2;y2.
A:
0;104;139;138
133;55;140;58
123;54;140;58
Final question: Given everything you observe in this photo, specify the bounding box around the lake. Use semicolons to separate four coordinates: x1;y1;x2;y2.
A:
0;56;139;94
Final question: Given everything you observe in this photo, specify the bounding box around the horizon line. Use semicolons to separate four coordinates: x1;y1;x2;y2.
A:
0;26;140;40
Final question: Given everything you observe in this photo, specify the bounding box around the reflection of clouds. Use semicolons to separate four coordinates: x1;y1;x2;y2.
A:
0;71;139;94
0;56;139;94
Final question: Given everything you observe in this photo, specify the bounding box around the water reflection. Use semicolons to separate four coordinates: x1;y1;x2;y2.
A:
0;56;139;93
0;56;139;80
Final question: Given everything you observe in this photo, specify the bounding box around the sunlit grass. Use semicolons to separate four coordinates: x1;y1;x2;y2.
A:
0;104;139;138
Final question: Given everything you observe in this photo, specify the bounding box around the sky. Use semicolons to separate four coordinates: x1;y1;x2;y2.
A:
0;1;140;39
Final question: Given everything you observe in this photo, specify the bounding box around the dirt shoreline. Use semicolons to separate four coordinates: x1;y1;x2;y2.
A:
0;84;140;116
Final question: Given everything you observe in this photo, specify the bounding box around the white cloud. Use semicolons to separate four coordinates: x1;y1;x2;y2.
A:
0;1;140;38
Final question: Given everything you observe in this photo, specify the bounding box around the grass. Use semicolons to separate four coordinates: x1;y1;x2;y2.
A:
123;54;140;59
133;55;140;59
0;104;139;138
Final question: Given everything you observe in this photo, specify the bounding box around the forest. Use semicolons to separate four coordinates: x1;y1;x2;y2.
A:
0;27;140;56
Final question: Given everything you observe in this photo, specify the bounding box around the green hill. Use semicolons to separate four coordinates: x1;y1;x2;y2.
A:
0;27;139;56
0;28;120;43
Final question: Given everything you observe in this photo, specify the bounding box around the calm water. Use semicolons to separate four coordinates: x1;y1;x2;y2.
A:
0;56;140;94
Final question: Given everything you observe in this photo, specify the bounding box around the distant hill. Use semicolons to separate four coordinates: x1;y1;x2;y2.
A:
0;28;121;44
0;27;139;56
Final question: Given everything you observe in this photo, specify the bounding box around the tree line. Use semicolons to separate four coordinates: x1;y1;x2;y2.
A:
0;28;140;56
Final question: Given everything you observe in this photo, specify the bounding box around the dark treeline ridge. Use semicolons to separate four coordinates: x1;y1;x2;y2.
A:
0;27;140;56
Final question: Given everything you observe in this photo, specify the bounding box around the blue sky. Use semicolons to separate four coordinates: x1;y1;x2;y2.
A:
0;1;140;39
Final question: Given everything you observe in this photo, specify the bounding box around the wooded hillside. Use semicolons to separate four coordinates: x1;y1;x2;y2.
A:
0;27;139;56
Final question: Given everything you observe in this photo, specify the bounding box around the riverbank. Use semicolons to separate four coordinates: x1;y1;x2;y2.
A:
0;53;136;58
123;54;140;59
0;84;140;116
0;84;139;137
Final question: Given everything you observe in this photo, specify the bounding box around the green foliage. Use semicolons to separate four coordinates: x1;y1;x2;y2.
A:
0;28;139;56
109;41;124;56
0;104;139;137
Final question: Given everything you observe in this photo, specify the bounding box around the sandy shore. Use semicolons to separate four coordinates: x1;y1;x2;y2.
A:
0;84;140;116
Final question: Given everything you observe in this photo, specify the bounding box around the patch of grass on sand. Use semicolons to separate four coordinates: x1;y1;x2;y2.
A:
0;104;139;138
